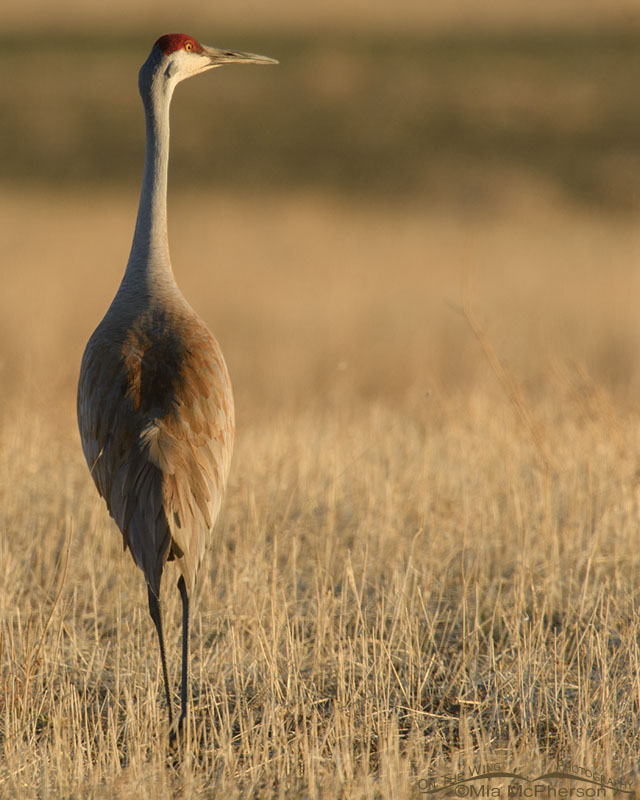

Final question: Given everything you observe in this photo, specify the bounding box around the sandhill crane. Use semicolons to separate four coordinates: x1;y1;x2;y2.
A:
77;33;277;735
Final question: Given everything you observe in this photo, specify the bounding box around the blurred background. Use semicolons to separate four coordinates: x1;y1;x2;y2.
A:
5;0;640;204
2;0;640;427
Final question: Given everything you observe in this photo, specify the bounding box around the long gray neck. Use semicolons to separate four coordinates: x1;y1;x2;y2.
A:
121;81;177;299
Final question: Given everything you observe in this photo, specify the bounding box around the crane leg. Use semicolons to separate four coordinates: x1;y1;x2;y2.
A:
147;585;174;728
177;575;189;731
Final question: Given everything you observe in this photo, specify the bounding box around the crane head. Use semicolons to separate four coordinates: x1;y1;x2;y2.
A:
139;33;277;98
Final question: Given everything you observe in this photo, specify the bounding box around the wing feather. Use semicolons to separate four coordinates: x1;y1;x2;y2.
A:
77;306;234;597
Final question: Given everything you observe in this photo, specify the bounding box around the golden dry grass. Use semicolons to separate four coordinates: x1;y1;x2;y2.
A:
1;187;640;797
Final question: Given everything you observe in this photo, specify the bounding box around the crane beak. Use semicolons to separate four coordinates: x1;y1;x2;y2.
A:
202;46;279;68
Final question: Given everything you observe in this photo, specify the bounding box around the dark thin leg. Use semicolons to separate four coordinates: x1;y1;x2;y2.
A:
177;575;189;731
147;585;174;728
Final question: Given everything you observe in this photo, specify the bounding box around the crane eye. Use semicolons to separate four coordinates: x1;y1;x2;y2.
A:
184;41;194;52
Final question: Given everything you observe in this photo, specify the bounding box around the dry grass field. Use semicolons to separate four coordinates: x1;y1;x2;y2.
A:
2;189;640;797
2;22;640;800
